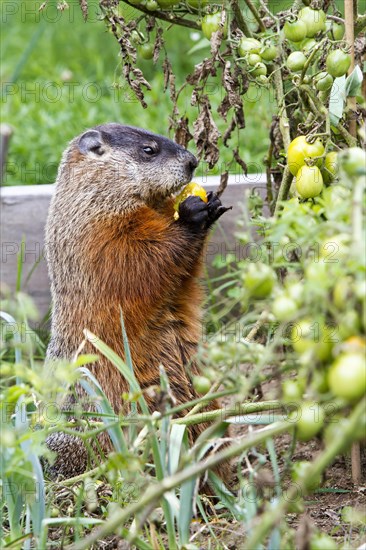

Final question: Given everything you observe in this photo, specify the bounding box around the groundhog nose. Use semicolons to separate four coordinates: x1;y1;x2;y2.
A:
187;153;198;172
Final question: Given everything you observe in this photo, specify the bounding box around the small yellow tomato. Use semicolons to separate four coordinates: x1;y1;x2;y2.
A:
173;182;208;220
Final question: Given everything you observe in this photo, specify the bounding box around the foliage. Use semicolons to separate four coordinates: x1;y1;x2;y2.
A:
1;0;273;185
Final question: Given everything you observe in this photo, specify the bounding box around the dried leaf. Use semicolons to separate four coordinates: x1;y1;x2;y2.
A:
174;117;193;149
186;58;216;87
233;147;247;176
219;62;246;127
129;67;151;108
79;0;88;20
210;10;226;57
153;27;164;64
193;98;220;168
222;117;236;145
216;171;229;197
146;16;156;33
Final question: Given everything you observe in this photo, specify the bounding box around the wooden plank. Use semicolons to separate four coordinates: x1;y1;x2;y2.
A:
1;176;268;319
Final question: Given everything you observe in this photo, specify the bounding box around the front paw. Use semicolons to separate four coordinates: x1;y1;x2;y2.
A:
178;192;231;231
205;191;232;229
177;195;210;230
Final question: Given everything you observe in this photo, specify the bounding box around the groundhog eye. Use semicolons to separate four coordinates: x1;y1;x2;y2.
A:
143;146;156;155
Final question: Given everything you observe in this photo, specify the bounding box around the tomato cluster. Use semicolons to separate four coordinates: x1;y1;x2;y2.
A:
286;136;341;199
281;6;351;113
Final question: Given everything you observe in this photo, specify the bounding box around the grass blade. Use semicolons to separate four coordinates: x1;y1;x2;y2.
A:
79;367;128;454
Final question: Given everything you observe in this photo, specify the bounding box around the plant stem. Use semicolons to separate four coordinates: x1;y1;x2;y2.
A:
273;68;291;151
67;421;291;550
174;400;284;426
299;38;326;84
355;14;366;35
230;0;253;37
351;176;365;255
245;397;366;550
243;0;266;32
274;166;293;216
335;123;357;147
119;0;201;30
345;0;357;138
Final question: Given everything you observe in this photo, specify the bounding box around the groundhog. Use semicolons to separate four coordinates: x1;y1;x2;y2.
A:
45;123;231;483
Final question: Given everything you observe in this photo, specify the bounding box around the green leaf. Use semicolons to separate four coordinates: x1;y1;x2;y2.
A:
79;369;128;454
178;477;196;546
83;329;149;415
329;75;346;127
187;38;210;55
345;65;363;97
168;424;186;475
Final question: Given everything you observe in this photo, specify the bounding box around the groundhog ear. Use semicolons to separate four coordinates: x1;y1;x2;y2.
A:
78;130;105;156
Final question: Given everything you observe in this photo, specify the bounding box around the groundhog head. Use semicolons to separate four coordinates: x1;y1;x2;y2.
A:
59;123;198;209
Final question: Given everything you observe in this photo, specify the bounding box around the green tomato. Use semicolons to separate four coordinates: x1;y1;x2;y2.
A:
130;30;143;45
333;276;353;310
283;19;308;42
305;261;328;286
192;375;211;394
256;74;269;85
321;184;351;211
321;150;338;183
326;20;345;41
326;49;351;78
292;460;322;490
260;43;278;61
311;369;329;394
238;37;262;56
282;379;303;402
314;72;333;92
248;53;262;66
146;0;159;9
294;402;325;441
295;165;323;199
328;352;366;401
243;263;276;299
287;135;325;175
291;319;333;361
310;534;338;550
338;310;360;340
298;7;326;37
156;0;179;7
201;11;227;40
185;0;208;8
273;295;298;321
301;38;317;53
286;51;307;72
320;233;350;261
208;344;227;363
139;43;154;60
252;62;267;76
339;147;365;177
287;282;304;305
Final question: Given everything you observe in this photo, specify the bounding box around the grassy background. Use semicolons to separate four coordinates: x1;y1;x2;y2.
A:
1;0;277;185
